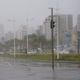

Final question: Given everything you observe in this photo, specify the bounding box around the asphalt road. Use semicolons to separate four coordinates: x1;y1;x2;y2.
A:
0;57;80;80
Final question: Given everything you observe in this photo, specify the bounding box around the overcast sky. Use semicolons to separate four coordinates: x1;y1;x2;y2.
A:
0;0;79;33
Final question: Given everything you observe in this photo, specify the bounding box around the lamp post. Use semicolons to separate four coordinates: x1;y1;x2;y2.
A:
49;8;55;70
26;18;34;54
26;18;28;54
8;19;16;58
54;7;60;60
56;15;59;59
77;31;80;54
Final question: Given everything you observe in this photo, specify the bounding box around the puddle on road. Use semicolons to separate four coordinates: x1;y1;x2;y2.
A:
0;58;80;80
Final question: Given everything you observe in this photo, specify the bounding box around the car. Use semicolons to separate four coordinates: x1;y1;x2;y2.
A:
59;50;69;54
0;52;4;54
28;50;37;54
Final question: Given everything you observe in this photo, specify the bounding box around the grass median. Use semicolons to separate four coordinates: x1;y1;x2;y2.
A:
0;53;80;62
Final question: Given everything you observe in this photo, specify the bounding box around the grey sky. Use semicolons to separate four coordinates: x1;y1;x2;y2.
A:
0;0;79;33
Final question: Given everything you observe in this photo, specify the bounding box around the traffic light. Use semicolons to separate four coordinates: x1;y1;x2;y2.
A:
50;20;55;29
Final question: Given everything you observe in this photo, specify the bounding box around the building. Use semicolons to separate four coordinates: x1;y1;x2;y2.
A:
21;25;27;39
0;24;5;43
15;24;28;40
77;15;80;31
0;24;4;37
39;14;73;50
40;16;51;40
15;29;22;40
4;32;14;41
72;15;80;53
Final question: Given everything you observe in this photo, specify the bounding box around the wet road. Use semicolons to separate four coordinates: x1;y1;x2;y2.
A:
0;57;80;80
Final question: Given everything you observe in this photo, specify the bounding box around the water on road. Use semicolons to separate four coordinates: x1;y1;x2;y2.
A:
0;57;80;80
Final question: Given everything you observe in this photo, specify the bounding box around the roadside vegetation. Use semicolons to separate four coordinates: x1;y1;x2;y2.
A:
0;53;80;62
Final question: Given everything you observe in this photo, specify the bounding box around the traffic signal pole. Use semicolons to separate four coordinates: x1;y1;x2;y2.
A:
49;8;55;70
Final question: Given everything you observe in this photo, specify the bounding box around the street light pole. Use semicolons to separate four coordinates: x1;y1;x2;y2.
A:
13;20;16;58
49;8;55;70
12;20;16;58
8;19;16;58
56;15;59;59
26;19;28;54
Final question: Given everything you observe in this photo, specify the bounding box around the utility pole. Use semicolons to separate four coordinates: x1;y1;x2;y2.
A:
26;18;34;54
77;31;80;54
26;18;28;54
56;15;59;59
8;19;16;58
56;0;60;59
49;8;55;70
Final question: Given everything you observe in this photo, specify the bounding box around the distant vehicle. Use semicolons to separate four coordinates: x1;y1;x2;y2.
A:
54;48;57;52
37;48;42;53
0;52;4;54
59;50;69;54
27;50;37;54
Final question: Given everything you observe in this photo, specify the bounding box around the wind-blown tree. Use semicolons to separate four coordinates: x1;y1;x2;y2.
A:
5;39;23;52
24;34;52;51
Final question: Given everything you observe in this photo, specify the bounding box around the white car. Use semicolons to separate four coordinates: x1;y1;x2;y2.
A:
0;52;4;54
28;50;37;54
59;50;69;54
